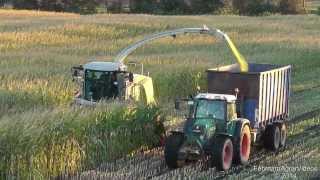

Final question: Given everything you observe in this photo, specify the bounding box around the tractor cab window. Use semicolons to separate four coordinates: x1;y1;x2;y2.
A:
227;103;237;120
195;99;226;120
84;70;119;101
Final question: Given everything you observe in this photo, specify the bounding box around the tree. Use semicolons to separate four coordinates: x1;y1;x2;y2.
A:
188;0;219;14
39;0;65;12
12;0;99;14
159;0;189;14
279;0;306;14
12;0;39;10
130;0;157;13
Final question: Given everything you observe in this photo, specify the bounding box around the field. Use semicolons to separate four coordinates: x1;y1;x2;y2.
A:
0;9;320;179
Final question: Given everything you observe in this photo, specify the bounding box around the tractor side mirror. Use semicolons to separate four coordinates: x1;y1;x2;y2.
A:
71;66;84;80
129;72;134;83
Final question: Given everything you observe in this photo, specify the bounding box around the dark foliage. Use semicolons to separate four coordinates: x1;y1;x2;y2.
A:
279;0;306;14
246;0;278;15
9;0;307;15
12;0;99;14
12;0;39;10
130;0;158;13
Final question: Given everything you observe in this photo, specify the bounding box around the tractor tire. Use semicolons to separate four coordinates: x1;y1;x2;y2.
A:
164;133;185;169
264;124;280;151
234;124;251;165
279;123;287;148
212;136;233;171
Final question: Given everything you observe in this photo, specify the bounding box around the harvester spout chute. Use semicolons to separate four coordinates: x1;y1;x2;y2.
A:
223;33;249;72
114;26;248;72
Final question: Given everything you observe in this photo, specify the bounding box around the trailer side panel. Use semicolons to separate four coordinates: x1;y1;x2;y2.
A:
207;63;291;129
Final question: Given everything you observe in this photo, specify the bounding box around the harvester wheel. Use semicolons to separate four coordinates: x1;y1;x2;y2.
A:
164;133;185;169
212;136;233;171
264;124;280;151
234;124;251;165
279;123;287;147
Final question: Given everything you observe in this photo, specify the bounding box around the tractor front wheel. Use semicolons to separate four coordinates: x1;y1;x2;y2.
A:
234;124;251;165
164;133;185;169
212;136;233;171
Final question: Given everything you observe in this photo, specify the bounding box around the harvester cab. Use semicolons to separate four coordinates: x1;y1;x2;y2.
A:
72;61;155;105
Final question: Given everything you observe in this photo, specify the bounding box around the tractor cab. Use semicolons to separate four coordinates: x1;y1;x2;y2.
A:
191;93;237;121
176;93;237;124
181;93;237;143
172;93;238;162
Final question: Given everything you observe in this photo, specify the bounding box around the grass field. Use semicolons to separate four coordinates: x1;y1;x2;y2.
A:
0;9;320;179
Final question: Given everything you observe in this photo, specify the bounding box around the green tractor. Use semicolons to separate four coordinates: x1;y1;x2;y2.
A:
166;93;250;171
165;63;291;171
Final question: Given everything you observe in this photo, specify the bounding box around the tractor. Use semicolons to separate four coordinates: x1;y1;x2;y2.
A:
164;43;291;171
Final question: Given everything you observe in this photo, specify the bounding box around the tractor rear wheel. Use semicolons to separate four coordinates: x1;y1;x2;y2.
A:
164;133;185;169
212;136;233;171
234;124;251;165
264;124;280;151
279;123;287;148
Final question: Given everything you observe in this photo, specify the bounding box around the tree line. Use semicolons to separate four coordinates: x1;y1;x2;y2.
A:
2;0;307;15
130;0;307;15
3;0;99;14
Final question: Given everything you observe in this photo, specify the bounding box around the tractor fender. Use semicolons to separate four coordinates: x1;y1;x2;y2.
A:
233;118;251;140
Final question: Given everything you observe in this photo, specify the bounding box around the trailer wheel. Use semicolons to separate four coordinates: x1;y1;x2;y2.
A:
234;124;251;165
213;136;233;171
164;133;185;169
279;123;287;147
264;124;280;151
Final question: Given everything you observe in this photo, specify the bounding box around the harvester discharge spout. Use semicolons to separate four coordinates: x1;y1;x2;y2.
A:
114;25;248;72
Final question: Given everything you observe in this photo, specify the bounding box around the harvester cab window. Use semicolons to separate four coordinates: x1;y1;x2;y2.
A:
195;100;225;120
110;72;118;98
84;70;120;101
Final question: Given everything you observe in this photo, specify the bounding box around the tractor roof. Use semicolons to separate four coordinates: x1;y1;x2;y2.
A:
195;93;236;102
84;62;127;72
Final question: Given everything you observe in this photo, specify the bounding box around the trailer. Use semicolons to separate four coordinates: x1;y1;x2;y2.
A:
207;63;291;141
165;63;292;171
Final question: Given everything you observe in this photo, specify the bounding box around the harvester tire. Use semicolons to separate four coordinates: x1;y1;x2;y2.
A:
264;124;280;151
279;123;287;148
234;124;251;165
164;133;185;169
212;136;233;171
